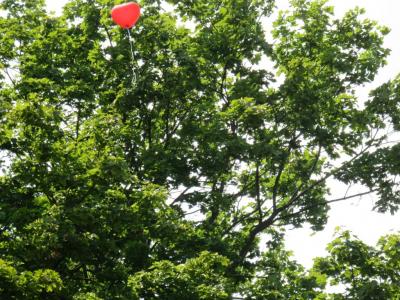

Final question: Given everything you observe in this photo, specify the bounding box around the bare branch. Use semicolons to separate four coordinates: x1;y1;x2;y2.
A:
275;188;379;223
183;208;201;216
169;186;192;206
343;184;352;199
102;24;114;48
327;189;379;204
2;68;17;88
255;161;262;221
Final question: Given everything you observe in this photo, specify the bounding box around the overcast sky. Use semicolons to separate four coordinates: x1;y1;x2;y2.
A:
45;0;400;267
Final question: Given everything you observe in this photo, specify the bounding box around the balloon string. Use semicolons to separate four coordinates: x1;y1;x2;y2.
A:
127;29;137;88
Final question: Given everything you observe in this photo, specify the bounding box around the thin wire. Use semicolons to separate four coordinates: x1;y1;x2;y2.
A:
126;28;137;88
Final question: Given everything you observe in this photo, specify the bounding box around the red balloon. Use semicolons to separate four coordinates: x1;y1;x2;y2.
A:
111;2;141;29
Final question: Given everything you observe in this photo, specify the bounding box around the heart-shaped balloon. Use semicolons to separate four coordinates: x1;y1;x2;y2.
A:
111;2;141;29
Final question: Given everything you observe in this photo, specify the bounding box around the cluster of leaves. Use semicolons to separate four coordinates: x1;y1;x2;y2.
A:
0;0;399;298
313;230;400;299
0;258;62;299
129;251;232;299
240;230;400;300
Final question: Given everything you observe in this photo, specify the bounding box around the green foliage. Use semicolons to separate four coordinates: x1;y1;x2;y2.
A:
129;251;231;299
0;0;399;298
313;230;400;299
0;258;62;299
239;231;327;299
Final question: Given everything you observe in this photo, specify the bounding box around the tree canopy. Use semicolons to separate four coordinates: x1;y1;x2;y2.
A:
0;0;399;298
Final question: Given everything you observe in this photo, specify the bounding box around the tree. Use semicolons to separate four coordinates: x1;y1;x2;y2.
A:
313;230;400;299
238;229;400;299
0;0;399;298
238;230;327;299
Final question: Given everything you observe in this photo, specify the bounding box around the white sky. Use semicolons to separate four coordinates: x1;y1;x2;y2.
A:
45;0;400;267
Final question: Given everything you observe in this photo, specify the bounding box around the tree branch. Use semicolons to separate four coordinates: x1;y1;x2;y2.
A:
290;144;322;201
275;188;379;224
272;156;286;212
75;101;81;141
255;161;262;221
237;209;281;261
235;133;381;264
169;186;192;207
102;24;114;48
283;135;378;213
2;67;17;88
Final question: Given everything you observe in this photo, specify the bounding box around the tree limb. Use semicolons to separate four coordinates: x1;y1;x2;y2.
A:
275;188;379;224
235;134;381;263
255;160;262;221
